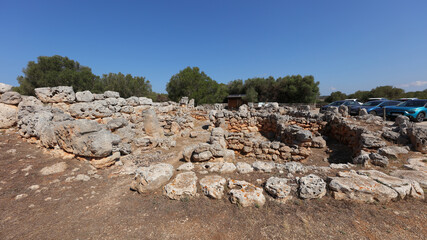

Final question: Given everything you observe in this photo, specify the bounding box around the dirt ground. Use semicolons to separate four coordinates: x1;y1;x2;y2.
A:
1;129;426;240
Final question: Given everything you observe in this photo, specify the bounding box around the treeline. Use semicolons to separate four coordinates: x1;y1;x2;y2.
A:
14;55;321;104
15;55;162;100
325;86;427;103
166;67;320;104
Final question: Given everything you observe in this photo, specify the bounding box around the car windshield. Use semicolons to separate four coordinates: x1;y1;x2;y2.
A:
362;101;382;106
330;101;344;106
401;100;427;107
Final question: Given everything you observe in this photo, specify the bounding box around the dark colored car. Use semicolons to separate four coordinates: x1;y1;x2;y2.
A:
320;100;361;113
349;100;401;116
385;99;427;122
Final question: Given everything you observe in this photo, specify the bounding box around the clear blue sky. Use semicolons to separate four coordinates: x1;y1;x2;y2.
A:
1;0;426;95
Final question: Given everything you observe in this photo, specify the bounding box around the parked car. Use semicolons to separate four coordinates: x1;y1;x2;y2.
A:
320;100;361;113
349;100;401;116
385;99;427;122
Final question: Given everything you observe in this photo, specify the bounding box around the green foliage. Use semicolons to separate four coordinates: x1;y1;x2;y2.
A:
99;72;152;98
14;55;154;99
243;87;258;102
404;89;427;99
325;91;347;103
370;86;404;100
226;75;319;103
15;55;99;95
166;67;228;104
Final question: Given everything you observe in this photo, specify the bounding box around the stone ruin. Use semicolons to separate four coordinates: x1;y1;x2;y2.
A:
0;82;426;208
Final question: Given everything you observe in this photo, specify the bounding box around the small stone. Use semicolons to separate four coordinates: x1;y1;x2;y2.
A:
265;177;292;201
252;161;275;173
15;194;28;200
298;174;326;199
28;185;40;190
228;179;265;208
219;162;236;173
75;174;90;181
177;162;195;171
236;162;254;174
40;162;68;175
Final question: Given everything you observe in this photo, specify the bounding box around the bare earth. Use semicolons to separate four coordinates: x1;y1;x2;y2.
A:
1;129;426;240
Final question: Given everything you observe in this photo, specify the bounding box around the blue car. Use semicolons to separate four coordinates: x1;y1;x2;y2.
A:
320;100;361;113
349;100;401;116
385;99;427;122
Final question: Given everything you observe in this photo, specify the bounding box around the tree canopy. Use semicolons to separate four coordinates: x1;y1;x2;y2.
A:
166;67;228;104
15;55;99;95
14;55;153;98
227;75;320;103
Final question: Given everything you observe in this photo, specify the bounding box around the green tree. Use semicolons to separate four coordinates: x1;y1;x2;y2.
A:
15;55;99;95
166;67;228;104
227;79;244;94
370;86;404;100
99;72;152;98
325;91;347;103
243;87;258;102
348;90;371;102
275;75;319;103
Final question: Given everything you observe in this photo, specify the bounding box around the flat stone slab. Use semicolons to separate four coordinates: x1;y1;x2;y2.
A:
252;161;275;173
228;179;265;207
358;170;424;199
390;170;427;187
40;162;68;175
164;172;198;200
328;171;398;203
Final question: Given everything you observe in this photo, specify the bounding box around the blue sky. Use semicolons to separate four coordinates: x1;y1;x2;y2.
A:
0;0;426;95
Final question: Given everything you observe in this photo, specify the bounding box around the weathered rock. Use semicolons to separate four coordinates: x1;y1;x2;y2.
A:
358;170;424;199
131;163;174;193
75;91;94;102
224;150;235;161
404;157;427;172
359;108;368;116
311;136;326;148
179;96;189;106
378;146;409;159
265;177;292;201
126;96;140;106
407;127;427;153
107;118;128;130
219;162;236;173
54;120;117;157
199;175;226;199
352;151;370;165
0;103;18;128
91;152;120;169
139;97;153;105
276;162;307;174
35;86;76;103
164;171;198;200
360;133;387;149
0;83;13;93
1;91;22;105
93;93;104;100
390;170;427;187
252;161;276;173
104;91;120;98
369;153;389;167
298;174;326;199
142;109;164;138
40;162;67;175
328;171;399;203
228;179;265;207
192;150;213;162
177;162;194;171
182;145;197;162
236;162;254;174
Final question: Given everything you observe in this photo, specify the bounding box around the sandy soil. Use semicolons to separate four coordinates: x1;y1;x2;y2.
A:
1;129;426;240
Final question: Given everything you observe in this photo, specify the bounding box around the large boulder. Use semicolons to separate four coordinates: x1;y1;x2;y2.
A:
378;146;409;159
360;133;387;149
54;119;118;157
358;170;424;199
265;177;292;201
164;172;198;200
229;179;265;207
35;86;76;103
407;127;427;153
75;91;94;102
104;91;120;98
328;171;398;203
298;174;326;199
1;91;22;105
142;109;163;138
0;103;18;128
199;175;227;199
0;83;13;93
131;163;174;193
